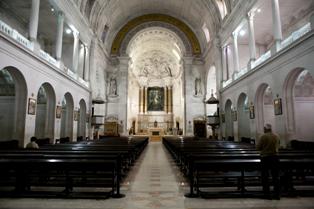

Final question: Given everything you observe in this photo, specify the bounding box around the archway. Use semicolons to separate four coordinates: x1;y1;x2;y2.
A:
0;67;27;145
77;99;87;139
60;92;74;140
35;83;56;141
284;69;314;141
225;99;234;140
205;65;218;137
237;93;250;140
255;84;275;134
125;27;185;136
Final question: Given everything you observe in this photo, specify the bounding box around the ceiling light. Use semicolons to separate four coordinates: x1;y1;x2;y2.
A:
65;28;72;34
257;8;261;13
239;30;246;36
51;8;54;12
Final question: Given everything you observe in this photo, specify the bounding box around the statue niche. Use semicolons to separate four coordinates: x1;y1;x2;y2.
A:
109;77;118;96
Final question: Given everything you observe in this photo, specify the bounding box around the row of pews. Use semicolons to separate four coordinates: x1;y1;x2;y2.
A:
0;136;148;198
163;137;314;198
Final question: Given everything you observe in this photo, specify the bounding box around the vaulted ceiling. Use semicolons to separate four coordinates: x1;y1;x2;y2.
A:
75;0;224;54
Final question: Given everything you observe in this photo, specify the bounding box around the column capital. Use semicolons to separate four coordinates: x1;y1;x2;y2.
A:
247;11;255;20
118;56;131;65
73;30;79;39
57;11;64;18
182;57;194;65
232;31;238;39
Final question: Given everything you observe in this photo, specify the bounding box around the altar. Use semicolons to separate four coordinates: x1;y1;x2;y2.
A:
148;128;164;142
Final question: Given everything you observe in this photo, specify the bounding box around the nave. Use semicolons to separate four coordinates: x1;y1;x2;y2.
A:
1;142;314;209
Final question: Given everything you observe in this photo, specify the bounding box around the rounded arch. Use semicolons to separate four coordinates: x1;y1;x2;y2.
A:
255;83;274;134
224;99;234;140
0;66;27;145
283;68;314;141
237;92;250;140
60;92;74;140
77;99;87;139
205;65;217;97
283;68;304;134
110;14;201;56
35;82;56;141
205;65;218;116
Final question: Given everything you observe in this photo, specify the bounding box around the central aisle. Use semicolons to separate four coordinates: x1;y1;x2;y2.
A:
120;141;187;209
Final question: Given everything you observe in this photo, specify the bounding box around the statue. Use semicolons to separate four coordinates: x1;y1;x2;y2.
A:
195;77;202;95
109;77;117;96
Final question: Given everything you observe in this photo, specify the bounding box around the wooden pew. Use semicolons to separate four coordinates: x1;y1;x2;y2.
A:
0;136;149;198
163;137;314;198
0;156;118;198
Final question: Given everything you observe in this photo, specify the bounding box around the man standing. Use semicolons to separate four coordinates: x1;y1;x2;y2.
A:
257;124;280;199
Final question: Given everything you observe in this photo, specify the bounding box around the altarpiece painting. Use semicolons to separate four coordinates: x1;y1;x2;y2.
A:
147;87;164;111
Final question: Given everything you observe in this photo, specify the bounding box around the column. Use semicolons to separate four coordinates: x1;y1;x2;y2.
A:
271;0;282;50
144;87;147;113
221;46;228;81
164;87;168;113
183;57;193;135
56;11;64;61
72;31;80;73
139;86;144;113
168;86;173;113
29;0;40;42
247;12;256;67
167;86;171;114
118;56;130;135
83;45;90;81
232;32;240;76
170;86;173;113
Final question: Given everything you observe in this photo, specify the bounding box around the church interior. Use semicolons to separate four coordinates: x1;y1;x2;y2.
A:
0;0;314;208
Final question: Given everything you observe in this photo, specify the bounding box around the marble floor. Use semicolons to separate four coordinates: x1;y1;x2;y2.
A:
0;142;314;209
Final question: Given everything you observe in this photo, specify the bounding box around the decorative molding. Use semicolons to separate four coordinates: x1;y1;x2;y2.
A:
110;14;201;56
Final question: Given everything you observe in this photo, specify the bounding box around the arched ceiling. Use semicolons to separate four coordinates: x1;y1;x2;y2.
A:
111;14;201;56
76;0;222;55
128;27;183;86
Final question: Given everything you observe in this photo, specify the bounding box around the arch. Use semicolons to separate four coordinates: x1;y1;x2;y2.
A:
255;83;274;134
283;68;314;141
237;92;250;140
283;68;304;134
0;67;27;145
224;99;234;140
77;99;87;139
110;14;201;56
205;65;218;115
60;92;74;140
35;82;56;141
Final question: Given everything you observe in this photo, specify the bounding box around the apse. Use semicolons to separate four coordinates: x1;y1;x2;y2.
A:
126;27;185;135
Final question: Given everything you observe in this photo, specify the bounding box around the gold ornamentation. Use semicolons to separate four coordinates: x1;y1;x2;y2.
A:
111;14;201;55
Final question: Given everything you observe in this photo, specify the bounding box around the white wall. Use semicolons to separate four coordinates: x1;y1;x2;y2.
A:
220;32;314;146
0;36;91;146
34;104;46;138
294;98;314;141
0;96;15;140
